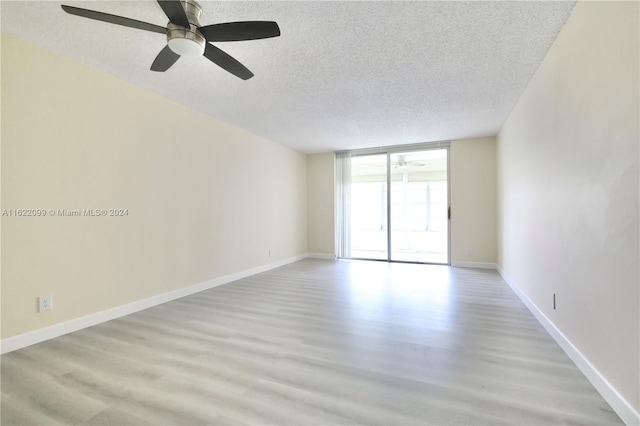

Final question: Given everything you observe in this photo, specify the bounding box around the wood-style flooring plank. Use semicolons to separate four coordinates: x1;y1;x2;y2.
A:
1;259;622;425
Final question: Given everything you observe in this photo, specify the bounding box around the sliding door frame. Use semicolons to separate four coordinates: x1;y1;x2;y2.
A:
386;151;392;262
346;141;451;265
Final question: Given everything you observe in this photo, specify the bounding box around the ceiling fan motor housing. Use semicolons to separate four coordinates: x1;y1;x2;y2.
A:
167;0;205;56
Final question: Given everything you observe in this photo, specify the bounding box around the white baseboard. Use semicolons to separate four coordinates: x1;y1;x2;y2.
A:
306;253;336;260
497;266;640;426
0;254;308;355
451;261;498;270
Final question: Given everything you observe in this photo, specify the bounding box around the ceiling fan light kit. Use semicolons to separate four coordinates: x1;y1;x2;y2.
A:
60;0;281;80
167;0;204;56
167;23;206;56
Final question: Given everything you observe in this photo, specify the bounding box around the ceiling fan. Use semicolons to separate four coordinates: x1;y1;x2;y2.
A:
395;155;427;168
61;0;281;80
375;155;427;169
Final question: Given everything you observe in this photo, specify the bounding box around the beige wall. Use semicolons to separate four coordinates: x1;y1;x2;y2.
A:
450;137;497;264
1;35;307;339
497;1;639;413
306;153;335;255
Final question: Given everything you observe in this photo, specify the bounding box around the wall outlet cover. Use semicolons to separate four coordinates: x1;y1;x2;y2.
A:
38;295;53;312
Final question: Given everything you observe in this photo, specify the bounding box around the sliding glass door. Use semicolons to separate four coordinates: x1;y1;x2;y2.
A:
389;149;448;263
347;148;449;264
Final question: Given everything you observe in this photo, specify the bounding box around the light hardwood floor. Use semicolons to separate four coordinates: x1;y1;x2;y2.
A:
1;259;622;425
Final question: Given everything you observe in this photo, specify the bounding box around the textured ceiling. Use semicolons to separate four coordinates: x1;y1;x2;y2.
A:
1;1;575;153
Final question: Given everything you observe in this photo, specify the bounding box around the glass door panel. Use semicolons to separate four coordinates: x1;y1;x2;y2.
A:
350;154;388;260
390;149;448;263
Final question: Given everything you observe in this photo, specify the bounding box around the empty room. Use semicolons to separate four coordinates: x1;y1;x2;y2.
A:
1;0;638;425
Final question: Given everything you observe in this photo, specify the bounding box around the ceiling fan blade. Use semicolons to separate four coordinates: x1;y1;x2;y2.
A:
61;5;166;34
157;0;190;28
151;45;180;72
203;43;254;80
199;21;281;42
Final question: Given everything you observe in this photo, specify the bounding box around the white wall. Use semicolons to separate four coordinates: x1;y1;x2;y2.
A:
1;35;308;339
306;153;335;256
450;137;497;265
497;0;639;417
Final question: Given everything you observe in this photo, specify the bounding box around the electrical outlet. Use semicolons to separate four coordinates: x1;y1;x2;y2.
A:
467;248;473;256
268;249;272;258
38;295;53;312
